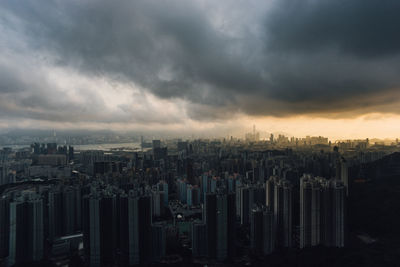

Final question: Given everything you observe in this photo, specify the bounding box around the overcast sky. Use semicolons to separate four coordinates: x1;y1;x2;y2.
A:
1;0;400;139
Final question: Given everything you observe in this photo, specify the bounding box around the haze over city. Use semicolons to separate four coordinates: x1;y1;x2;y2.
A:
1;0;400;139
2;1;400;267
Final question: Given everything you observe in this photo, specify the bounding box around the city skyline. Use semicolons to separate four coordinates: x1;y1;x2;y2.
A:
1;0;400;139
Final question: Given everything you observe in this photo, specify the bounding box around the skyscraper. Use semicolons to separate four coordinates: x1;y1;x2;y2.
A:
216;193;228;260
205;193;217;259
192;221;207;258
201;174;209;202
0;165;8;186
0;195;10;259
152;189;163;217
177;179;188;204
157;180;169;207
300;175;321;248
239;185;252;225
274;179;293;248
83;191;117;267
321;180;345;247
138;194;152;263
63;187;76;235
265;175;279;209
250;206;274;255
151;223;166;261
8;193;44;266
204;190;235;261
262;208;275;254
68;145;74;161
48;189;64;240
340;158;349;196
187;185;200;207
119;191;139;266
299;175;346;249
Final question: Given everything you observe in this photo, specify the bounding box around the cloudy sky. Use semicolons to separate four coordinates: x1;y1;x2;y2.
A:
1;0;400;139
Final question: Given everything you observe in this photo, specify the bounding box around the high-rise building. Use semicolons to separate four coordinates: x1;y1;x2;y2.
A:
177;179;187;204
205;191;235;261
8;198;26;266
205;193;217;259
265;176;279;209
8;193;44;266
0;165;9;185
299;175;346;249
157;180;169;207
253;183;266;205
321;180;345;248
216;193;228;260
210;177;218;193
74;186;82;232
138;194;152;263
274;179;293;248
237;183;267;225
29;195;44;263
117;190;154;264
226;176;236;193
151;223;166;261
48;189;63;240
63;187;76;235
201;174;209;202
68;146;74;161
152;189;164;217
187;185;200;207
0;195;10;259
250;206;275;255
340;158;349;196
192;221;207;258
82;191;117;267
119;191;139;266
239;185;252;225
262;208;275;254
300;175;321;248
235;184;241;219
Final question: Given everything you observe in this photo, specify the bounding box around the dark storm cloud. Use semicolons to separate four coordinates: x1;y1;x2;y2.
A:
1;0;400;123
266;0;400;58
260;0;400;112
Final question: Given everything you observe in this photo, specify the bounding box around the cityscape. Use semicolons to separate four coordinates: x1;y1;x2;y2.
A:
1;0;400;266
1;132;400;266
